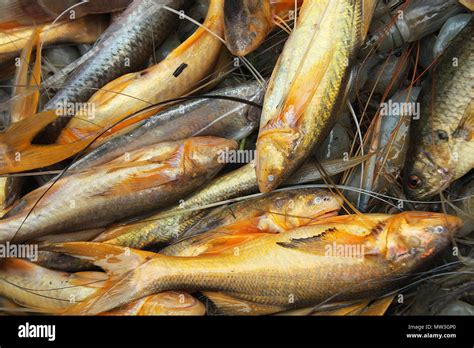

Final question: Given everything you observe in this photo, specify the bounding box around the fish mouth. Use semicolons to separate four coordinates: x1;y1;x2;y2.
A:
313;209;340;220
256;128;300;192
224;0;272;56
311;194;344;220
385;212;463;261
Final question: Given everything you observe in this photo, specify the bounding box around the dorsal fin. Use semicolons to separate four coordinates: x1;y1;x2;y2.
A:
276;225;381;256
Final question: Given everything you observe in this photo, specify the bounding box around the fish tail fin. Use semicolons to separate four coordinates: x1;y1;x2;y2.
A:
0;258;111;315
64;271;140;315
0;110;93;174
43;242;156;314
44;242;155;276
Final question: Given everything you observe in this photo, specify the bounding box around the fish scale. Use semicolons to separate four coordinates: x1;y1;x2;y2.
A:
404;21;474;199
40;0;186;141
255;0;362;192
59;211;461;314
0;137;235;243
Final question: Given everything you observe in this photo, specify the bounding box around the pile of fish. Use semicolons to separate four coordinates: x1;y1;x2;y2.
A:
0;0;472;316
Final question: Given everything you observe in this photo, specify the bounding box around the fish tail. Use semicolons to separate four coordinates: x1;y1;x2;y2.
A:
0;110;94;174
0;259;51;313
0;258;108;314
44;242;156;314
44;242;155;275
65;272;141;315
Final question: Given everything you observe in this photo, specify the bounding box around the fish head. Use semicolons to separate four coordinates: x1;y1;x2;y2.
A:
224;0;273;56
287;190;344;220
184;136;238;172
385;211;462;265
269;190;344;229
256;126;301;192
403;142;454;200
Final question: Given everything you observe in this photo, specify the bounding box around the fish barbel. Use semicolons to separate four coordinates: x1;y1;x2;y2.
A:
255;0;363;192
51;211;462;314
0;136;236;243
404;21;474;199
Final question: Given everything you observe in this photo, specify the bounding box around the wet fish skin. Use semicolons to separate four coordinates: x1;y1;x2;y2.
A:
100;161;259;248
224;0;273;56
162;188;343;257
0;176;21;217
54;0;224;145
59;211;462;314
70;81;264;171
256;0;362;192
98;155;365;248
102;292;206;316
0;258;104;312
181;189;342;239
34;251;98;273
404;22;474;200
41;0;186;140
0;15;108;63
0;0;131;29
0;137;236;243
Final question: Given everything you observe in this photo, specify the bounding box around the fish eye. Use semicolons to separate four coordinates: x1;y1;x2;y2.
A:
436;130;449;140
407;175;422;189
432;225;445;234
